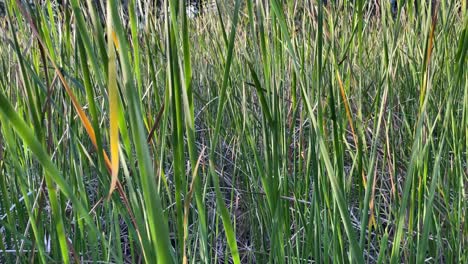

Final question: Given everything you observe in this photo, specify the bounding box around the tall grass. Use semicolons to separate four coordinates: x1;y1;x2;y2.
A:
0;0;466;263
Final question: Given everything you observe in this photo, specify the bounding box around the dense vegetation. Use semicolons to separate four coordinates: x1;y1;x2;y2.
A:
0;0;466;263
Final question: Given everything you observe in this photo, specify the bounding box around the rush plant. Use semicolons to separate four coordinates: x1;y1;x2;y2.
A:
0;0;466;263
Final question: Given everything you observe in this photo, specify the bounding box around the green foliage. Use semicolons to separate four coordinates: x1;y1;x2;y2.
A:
0;0;466;263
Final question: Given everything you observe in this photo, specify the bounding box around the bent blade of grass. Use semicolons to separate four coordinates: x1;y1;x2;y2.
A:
106;0;120;198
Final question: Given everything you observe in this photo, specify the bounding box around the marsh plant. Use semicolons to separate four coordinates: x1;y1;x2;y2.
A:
0;0;466;263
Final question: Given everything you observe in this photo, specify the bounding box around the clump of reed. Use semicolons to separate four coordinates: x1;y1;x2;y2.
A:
0;0;466;263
